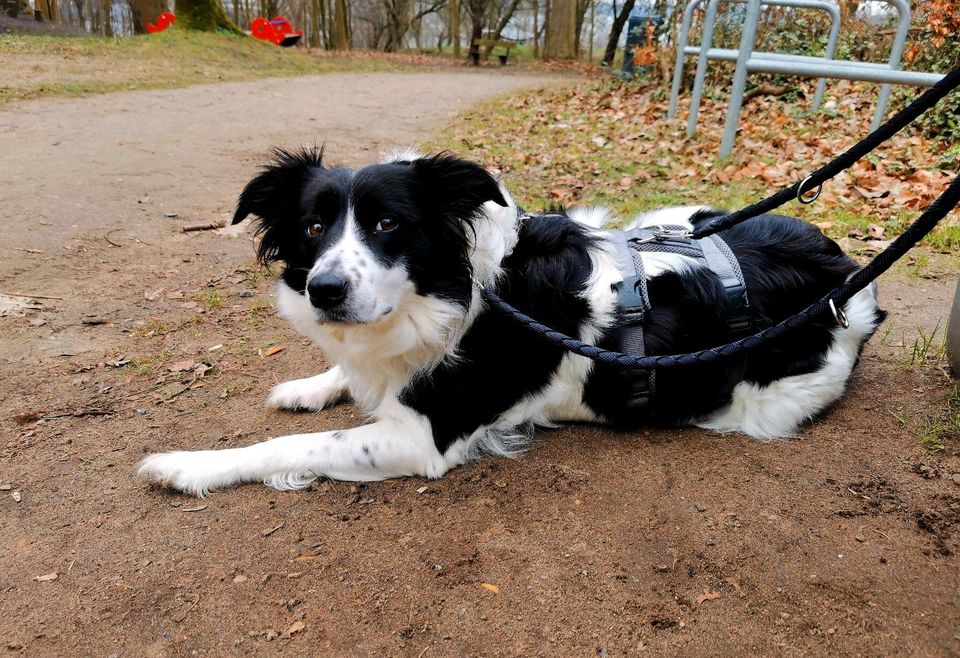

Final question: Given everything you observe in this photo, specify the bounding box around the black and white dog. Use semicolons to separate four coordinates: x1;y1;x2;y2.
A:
139;148;884;496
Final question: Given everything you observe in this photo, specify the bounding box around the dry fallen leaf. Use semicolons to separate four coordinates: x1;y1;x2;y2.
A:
263;346;285;357
261;521;285;537
34;572;58;582
695;589;721;606
283;621;305;638
479;582;501;594
168;360;196;373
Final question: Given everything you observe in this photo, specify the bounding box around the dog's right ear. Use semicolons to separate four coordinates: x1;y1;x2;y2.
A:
233;146;324;264
233;146;324;226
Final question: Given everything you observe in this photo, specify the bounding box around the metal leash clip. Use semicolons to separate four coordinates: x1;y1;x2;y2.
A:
653;226;695;240
797;175;823;204
828;298;849;328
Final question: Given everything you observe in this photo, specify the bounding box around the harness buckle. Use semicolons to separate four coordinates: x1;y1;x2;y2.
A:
653;226;694;240
615;274;648;323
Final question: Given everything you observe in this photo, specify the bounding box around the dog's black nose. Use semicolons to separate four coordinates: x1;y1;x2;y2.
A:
307;273;348;310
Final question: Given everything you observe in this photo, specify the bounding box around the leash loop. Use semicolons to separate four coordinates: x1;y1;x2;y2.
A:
828;298;849;328
797;175;822;204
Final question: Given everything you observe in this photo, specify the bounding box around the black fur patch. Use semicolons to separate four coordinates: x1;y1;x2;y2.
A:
400;213;598;452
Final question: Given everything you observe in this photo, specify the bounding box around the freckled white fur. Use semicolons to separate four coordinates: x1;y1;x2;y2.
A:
311;207;407;323
138;399;452;497
267;366;349;411
138;155;522;496
138;155;881;497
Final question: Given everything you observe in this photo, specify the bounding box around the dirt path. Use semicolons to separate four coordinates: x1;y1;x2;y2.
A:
2;71;959;657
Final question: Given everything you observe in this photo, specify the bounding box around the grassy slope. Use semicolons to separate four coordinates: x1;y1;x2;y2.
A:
0;30;405;106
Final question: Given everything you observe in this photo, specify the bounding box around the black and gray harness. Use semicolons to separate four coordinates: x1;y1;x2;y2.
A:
608;225;752;410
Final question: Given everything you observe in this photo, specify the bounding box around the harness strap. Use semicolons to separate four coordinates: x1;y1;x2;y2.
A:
609;230;654;408
700;234;752;335
608;225;753;412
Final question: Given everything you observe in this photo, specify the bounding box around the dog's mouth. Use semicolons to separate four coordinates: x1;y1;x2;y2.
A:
314;304;396;326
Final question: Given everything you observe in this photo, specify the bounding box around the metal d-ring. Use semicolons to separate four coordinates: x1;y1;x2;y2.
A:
797;176;823;204
828;298;849;329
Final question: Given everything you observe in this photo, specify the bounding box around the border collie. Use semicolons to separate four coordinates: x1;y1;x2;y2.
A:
139;148;885;496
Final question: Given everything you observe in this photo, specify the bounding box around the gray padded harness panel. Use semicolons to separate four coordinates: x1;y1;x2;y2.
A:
608;225;752;411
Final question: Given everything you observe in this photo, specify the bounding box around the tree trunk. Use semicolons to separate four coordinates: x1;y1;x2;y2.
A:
602;0;634;65
175;0;242;32
466;0;485;62
532;0;539;57
450;0;460;56
574;0;588;56
129;0;167;34
35;0;51;19
330;0;350;48
102;0;113;35
543;0;575;58
587;0;594;60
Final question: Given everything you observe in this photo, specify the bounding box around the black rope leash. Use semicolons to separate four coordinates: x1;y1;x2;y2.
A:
693;63;960;239
482;172;960;369
482;63;960;370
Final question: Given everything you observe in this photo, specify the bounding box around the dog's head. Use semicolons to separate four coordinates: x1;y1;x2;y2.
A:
233;148;512;325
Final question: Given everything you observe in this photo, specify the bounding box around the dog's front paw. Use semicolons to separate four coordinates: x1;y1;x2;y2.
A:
267;371;347;411
138;451;227;497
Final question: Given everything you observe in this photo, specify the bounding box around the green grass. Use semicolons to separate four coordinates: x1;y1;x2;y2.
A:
901;322;946;367
897;385;960;454
191;288;224;311
0;30;405;106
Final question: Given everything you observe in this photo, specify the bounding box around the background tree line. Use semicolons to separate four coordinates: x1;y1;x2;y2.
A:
28;0;670;62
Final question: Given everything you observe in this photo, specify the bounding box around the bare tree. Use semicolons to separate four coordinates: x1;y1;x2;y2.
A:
331;0;351;47
450;0;461;55
484;0;520;50
602;0;634;65
543;0;575;58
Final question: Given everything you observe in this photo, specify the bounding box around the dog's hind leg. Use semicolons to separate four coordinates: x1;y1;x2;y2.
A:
266;365;349;411
138;403;450;496
695;285;883;439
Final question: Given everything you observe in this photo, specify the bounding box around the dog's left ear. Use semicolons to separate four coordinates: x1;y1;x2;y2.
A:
412;153;508;218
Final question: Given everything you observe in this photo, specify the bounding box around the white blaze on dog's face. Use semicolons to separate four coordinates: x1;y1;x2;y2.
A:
304;204;413;324
232;148;508;325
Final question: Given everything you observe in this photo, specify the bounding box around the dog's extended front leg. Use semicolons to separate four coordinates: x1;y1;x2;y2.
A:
267;365;349;411
138;405;450;496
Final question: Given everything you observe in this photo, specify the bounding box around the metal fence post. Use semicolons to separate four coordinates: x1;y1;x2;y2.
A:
872;0;910;129
718;0;761;157
687;0;723;137
811;1;841;112
668;0;700;120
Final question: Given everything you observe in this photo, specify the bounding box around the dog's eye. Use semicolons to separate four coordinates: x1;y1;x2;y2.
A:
305;223;324;238
375;218;399;233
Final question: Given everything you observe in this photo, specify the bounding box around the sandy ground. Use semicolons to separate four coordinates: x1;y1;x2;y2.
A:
1;71;959;657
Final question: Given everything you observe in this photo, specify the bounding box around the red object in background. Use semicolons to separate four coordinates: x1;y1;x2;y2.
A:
146;11;175;33
250;16;303;47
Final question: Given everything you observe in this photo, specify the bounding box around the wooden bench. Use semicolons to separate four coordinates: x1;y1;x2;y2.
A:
470;38;515;66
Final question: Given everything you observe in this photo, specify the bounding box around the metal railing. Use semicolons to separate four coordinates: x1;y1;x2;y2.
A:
669;0;944;157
